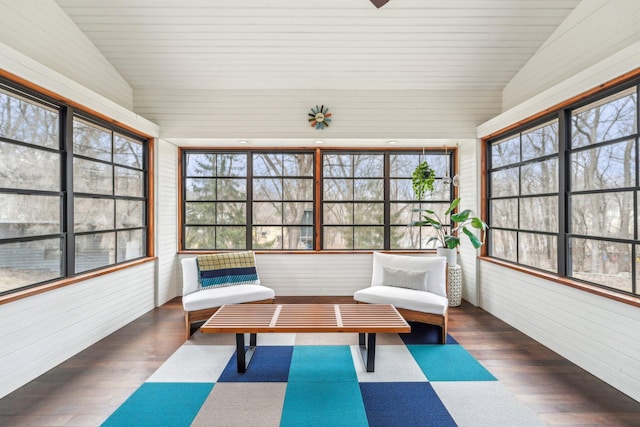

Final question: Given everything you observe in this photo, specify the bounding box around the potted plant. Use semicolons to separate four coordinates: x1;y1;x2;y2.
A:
411;161;435;201
411;198;488;265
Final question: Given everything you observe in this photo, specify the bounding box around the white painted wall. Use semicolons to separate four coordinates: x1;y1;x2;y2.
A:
0;0;134;110
177;253;446;297
479;263;640;402
477;4;640;403
156;139;180;305
0;262;155;399
456;139;482;306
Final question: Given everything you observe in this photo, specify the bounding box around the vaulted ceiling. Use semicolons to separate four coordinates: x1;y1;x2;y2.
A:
56;0;580;91
53;0;582;142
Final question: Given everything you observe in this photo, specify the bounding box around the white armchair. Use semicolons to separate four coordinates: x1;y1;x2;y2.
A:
181;253;275;340
354;252;449;343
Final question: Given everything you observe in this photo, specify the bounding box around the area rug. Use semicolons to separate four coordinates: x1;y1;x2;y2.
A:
101;323;546;427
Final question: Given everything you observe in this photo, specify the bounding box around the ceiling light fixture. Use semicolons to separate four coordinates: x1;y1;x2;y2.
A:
370;0;390;8
388;140;398;145
239;140;249;144
315;140;324;144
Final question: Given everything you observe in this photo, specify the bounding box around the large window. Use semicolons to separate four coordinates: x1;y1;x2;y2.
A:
488;120;559;271
487;81;639;296
181;149;454;251
73;118;147;273
183;151;315;250
0;81;149;296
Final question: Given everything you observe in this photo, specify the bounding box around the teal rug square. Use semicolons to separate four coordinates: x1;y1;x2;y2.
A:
288;345;358;382
101;382;213;427
281;381;368;427
407;344;497;381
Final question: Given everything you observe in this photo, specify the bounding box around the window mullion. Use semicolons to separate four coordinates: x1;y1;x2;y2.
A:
384;151;391;250
557;109;570;277
62;106;75;277
246;152;253;250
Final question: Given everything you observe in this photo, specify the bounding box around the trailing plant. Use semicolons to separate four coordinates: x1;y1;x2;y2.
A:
411;198;488;249
411;161;435;200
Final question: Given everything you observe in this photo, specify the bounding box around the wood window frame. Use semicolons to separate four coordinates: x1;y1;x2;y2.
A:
0;71;155;305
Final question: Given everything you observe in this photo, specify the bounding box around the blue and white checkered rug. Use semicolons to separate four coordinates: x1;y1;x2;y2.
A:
102;323;546;426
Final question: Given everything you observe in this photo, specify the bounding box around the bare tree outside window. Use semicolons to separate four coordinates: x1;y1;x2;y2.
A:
0;83;148;296
0;89;62;293
184;153;247;249
569;89;637;293
489;120;559;273
488;83;639;296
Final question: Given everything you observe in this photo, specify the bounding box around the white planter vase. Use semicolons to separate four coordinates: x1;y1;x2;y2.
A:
436;247;457;266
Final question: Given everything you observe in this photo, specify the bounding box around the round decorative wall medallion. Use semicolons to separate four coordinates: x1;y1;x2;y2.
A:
308;105;332;130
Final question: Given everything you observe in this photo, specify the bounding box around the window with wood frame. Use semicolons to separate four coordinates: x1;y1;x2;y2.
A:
0;80;149;297
487;80;639;297
181;148;455;251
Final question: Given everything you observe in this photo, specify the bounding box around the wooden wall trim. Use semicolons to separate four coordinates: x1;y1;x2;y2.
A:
479;257;640;308
480;67;640;141
147;138;155;257
0;69;154;139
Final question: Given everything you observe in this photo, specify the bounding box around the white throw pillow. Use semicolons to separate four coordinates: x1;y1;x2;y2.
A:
381;266;428;291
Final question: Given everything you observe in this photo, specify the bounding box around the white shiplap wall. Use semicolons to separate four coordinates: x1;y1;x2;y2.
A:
135;89;501;140
480;262;640;402
155;139;179;305
477;3;640;403
0;0;133;109
456;139;481;306
502;0;640;110
177;253;446;297
177;253;373;297
255;254;373;296
0;262;155;399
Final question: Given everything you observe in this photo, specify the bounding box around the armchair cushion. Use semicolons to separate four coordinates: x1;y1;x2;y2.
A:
196;251;260;289
354;285;448;316
182;284;275;312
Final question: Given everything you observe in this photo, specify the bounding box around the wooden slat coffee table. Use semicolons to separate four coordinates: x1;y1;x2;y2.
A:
201;304;410;373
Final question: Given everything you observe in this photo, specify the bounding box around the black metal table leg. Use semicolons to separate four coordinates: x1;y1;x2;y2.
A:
236;333;257;373
359;332;377;372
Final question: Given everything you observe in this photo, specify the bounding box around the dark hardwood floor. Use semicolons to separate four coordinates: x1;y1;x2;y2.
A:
1;297;639;426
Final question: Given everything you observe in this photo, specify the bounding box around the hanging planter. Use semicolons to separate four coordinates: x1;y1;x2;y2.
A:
411;161;435;200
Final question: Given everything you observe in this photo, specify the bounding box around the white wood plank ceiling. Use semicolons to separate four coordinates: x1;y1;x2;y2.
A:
55;0;581;92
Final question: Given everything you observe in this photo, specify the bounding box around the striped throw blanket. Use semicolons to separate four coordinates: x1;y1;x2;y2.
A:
196;251;260;289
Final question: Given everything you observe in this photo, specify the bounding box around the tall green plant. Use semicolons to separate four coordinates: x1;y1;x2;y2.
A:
412;198;488;249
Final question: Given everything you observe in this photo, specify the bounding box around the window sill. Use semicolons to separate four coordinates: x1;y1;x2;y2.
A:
0;257;157;305
479;256;640;308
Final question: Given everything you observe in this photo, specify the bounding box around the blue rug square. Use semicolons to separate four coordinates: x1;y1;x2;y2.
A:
408;344;497;381
101;382;213;427
281;381;368;427
360;382;456;427
217;345;293;382
288;345;357;383
400;322;458;345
